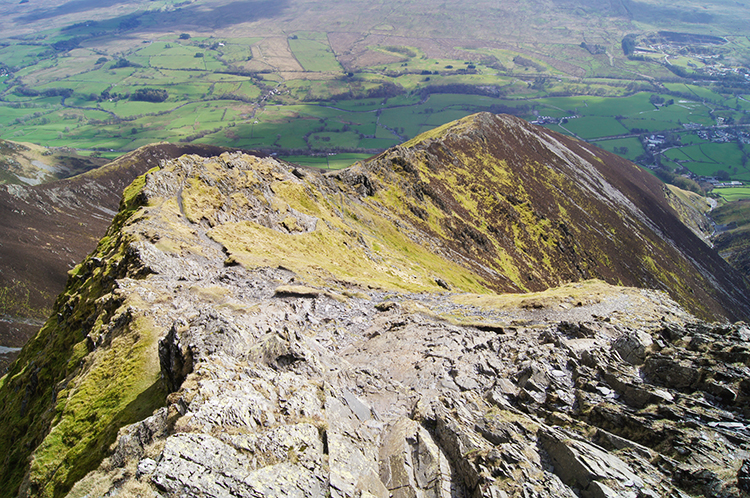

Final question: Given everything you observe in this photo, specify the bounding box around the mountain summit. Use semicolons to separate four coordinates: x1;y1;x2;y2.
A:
1;113;749;497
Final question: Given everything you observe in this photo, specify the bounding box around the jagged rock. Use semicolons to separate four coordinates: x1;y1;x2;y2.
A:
739;459;750;492
379;417;452;498
151;432;252;495
159;320;194;393
152;432;326;497
642;354;701;390
110;407;169;468
136;458;157;478
612;329;653;365
538;427;643;497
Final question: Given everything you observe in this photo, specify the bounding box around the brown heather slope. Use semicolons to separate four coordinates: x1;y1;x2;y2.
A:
347;113;750;321
0;143;239;358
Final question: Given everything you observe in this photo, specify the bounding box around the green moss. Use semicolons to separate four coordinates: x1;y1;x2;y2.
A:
0;166;163;498
270;180;323;216
182;177;223;224
209;183;490;294
27;315;163;498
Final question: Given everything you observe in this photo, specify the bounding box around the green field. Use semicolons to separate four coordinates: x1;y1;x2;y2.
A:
563;116;630;139
665;142;746;177
715;187;750;201
595;137;646;161
288;32;342;72
0;0;748;178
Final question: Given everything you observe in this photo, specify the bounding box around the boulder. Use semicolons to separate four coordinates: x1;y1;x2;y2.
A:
612;330;653;365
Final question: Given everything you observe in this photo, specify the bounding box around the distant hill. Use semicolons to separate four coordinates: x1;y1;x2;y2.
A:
0;139;106;186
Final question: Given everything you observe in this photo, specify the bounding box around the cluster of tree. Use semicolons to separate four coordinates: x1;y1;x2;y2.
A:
513;56;545;72
328;82;405;102
454;67;477;75
580;42;606;55
11;110;49;125
710;169;733;181
661;64;747;87
111;59;142;69
15;86;73;98
654;168;704;194
714;79;750;94
487;103;530;116
649;95;675;106
416;84;506;98
364;83;405;100
663;64;699;79
118;17;141;31
130;88;169;102
61;21;100;32
623;81;655;94
613;146;629;155
51;37;84;52
531;77;547;90
621;35;638;56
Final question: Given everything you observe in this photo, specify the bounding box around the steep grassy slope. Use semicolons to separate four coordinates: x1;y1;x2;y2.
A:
712;199;750;280
0;172;165;498
0;112;749;497
349;113;750;321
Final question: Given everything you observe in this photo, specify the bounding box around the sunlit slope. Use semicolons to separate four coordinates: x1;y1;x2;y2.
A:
348;113;750;320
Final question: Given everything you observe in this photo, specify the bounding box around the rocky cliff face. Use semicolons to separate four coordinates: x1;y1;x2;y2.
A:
1;113;749;498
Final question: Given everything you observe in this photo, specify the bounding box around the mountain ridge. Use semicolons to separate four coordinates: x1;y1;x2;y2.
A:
0;113;749;497
345;113;750;320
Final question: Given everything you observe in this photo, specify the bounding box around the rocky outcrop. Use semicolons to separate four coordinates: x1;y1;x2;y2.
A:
3;114;750;498
67;265;750;497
